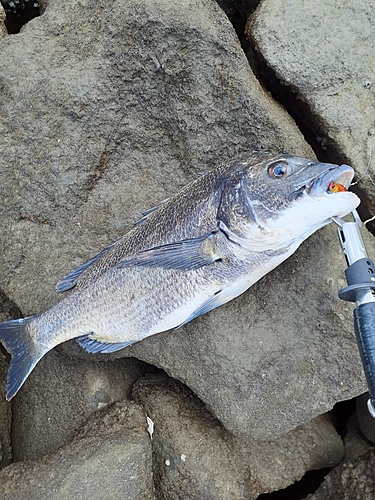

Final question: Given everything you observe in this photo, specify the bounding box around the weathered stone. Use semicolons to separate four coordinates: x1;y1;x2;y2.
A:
0;293;17;469
0;349;11;469
0;8;7;38
343;412;373;463
356;393;375;445
122;223;372;439
11;349;150;462
0;0;312;317
133;374;344;499
248;0;375;231
0;400;154;500
306;448;375;500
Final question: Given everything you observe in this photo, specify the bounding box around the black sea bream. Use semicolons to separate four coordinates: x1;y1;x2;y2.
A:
0;151;360;400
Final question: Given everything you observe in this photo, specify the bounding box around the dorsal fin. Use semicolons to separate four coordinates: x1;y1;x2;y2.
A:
134;198;169;225
56;242;116;293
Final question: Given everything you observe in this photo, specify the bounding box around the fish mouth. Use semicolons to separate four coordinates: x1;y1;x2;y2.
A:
306;165;354;196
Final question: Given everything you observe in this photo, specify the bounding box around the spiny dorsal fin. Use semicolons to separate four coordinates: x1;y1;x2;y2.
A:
134;198;170;226
56;242;116;293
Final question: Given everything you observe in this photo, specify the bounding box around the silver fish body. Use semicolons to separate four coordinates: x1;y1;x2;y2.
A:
0;151;360;399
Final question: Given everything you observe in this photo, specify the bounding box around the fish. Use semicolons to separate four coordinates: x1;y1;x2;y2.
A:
0;151;360;400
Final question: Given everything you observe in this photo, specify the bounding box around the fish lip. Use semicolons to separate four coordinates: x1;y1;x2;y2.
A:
306;165;354;196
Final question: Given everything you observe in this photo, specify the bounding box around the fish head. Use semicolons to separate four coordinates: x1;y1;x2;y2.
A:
218;152;360;251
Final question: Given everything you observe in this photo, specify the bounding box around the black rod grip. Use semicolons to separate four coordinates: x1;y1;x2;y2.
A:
354;302;375;415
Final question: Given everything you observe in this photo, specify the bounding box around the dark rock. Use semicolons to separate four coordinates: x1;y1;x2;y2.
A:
0;400;155;500
133;374;344;499
11;349;149;462
248;0;375;233
0;349;11;469
124;223;372;439
356;393;375;445
0;292;18;468
306;448;375;500
343;411;373;463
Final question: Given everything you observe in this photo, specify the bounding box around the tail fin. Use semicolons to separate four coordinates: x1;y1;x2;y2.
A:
0;317;42;400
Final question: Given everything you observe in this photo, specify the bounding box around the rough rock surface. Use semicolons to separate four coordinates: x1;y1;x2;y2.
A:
0;0;374;495
356;393;375;445
0;293;18;468
0;7;6;38
122;223;372;439
0;349;11;469
133;374;344;499
306;448;375;500
0;400;155;500
248;0;375;231
11;350;150;462
343;412;373;463
0;0;311;317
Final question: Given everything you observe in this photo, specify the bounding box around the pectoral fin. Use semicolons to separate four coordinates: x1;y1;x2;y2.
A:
117;232;224;271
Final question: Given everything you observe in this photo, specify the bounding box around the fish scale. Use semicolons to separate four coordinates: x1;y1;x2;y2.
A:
0;151;360;400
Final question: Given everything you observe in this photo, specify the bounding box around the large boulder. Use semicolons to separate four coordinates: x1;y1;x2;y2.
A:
248;0;375;231
0;0;312;316
0;400;155;500
133;374;344;499
306;448;375;500
11;351;150;462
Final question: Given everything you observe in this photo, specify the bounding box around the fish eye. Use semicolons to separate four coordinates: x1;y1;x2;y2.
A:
267;161;290;179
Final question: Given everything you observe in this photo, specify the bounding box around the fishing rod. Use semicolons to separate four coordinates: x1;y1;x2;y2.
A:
332;210;375;418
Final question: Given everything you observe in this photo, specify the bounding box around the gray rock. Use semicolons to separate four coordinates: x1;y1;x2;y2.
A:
0;292;17;469
0;0;368;446
0;10;7;38
0;0;312;318
0;349;11;469
306;448;375;500
248;0;375;231
133;374;344;499
356;393;375;445
343;412;373;463
124;223;372;439
0;400;155;500
11;349;150;462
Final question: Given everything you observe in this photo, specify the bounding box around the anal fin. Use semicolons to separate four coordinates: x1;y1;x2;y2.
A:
77;335;135;353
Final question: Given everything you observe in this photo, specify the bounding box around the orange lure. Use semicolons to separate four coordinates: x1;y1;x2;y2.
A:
328;181;347;193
